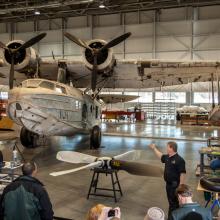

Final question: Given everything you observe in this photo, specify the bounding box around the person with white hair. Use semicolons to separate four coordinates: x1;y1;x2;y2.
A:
144;207;165;220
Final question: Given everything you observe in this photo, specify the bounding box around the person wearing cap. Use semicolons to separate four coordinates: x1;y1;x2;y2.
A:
171;184;212;220
149;142;186;219
144;207;165;220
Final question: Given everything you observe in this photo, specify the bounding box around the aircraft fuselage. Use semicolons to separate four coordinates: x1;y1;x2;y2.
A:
7;79;102;137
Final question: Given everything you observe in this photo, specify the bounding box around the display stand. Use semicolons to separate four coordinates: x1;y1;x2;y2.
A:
87;168;123;202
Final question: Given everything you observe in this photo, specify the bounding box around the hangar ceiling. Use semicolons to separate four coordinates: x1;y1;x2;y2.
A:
1;0;220;22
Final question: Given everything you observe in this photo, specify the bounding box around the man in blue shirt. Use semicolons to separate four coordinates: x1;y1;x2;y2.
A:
171;184;212;220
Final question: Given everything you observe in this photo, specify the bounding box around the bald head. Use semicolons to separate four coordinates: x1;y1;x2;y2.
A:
22;161;37;176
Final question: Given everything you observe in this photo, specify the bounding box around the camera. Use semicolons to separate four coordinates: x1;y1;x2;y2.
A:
108;209;115;217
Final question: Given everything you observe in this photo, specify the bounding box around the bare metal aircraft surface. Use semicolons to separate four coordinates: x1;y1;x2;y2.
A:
1;32;220;148
0;32;138;149
7;78;138;149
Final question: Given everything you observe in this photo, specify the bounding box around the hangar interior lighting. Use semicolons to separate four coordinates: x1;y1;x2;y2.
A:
34;10;40;15
99;1;105;8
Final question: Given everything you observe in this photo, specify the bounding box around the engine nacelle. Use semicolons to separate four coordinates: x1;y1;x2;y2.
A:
3;40;39;76
82;39;115;72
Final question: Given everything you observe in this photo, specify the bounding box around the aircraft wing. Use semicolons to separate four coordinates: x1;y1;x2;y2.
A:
99;94;139;104
1;58;219;89
104;59;220;89
61;59;219;89
0;67;27;86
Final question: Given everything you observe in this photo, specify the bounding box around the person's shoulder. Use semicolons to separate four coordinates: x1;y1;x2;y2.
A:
171;207;184;219
3;179;21;194
176;154;185;161
198;206;211;213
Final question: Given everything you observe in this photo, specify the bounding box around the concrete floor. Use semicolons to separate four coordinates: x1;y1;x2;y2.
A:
0;123;220;220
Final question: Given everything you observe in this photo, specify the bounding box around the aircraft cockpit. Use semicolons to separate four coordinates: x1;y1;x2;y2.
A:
21;79;67;94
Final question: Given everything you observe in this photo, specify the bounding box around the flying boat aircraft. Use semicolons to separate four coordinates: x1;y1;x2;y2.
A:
8;78;138;149
0;32;138;149
2;31;220;147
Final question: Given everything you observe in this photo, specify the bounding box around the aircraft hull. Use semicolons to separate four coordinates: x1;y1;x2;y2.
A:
8;89;86;136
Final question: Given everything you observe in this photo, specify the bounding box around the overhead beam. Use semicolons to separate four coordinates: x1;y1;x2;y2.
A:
2;0;220;22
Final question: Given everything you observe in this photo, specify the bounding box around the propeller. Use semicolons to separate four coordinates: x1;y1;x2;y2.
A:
0;32;46;89
110;160;163;177
64;32;131;92
50;161;102;176
50;150;163;177
100;32;131;51
56;151;97;164
64;32;91;50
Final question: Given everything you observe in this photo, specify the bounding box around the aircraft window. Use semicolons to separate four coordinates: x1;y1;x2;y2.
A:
56;85;66;94
75;100;81;110
40;81;54;90
95;106;99;119
22;80;41;88
82;104;87;120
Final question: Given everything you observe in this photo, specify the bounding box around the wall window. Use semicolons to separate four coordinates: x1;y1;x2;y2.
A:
0;92;8;100
155;92;186;103
194;92;218;104
138;92;153;103
124;92;139;102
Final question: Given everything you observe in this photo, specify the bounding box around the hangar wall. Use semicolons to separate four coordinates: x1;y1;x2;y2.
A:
1;5;220;61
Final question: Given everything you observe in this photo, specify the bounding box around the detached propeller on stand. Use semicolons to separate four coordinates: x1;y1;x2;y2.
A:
50;150;163;177
64;32;131;92
0;33;46;89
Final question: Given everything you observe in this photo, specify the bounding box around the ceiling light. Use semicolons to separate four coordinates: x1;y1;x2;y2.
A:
99;2;105;8
34;10;40;15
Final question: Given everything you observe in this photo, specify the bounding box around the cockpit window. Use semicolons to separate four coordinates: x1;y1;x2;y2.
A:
55;85;66;94
39;81;55;90
22;80;41;88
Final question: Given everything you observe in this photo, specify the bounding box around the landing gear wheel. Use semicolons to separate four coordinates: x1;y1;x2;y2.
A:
20;127;38;148
90;125;101;149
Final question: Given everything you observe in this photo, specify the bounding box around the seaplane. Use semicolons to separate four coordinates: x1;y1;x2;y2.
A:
3;30;220;148
0;32;137;149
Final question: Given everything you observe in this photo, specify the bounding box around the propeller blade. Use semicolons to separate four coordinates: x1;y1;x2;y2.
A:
64;32;91;50
91;55;98;92
52;51;55;60
101;32;131;51
111;160;163;177
17;33;46;51
0;41;7;50
56;151;97;164
9;54;14;89
113;150;141;161
50;161;102;176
